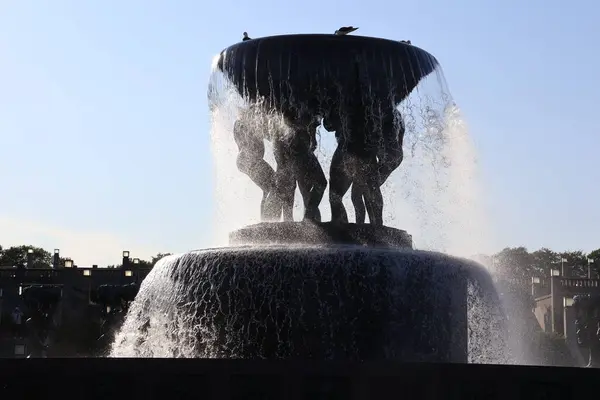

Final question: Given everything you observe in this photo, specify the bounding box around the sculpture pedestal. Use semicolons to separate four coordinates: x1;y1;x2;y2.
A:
229;222;413;248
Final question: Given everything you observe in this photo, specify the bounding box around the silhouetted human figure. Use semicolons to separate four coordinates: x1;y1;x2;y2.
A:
351;175;376;224
297;123;327;222
377;110;405;187
346;108;406;224
271;136;295;222
325;109;383;226
271;115;327;222
233;107;278;220
325;55;405;226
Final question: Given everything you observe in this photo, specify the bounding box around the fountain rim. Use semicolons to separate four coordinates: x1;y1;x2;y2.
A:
218;33;438;63
179;246;466;262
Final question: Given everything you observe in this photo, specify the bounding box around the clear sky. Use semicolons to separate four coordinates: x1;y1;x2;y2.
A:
1;0;598;265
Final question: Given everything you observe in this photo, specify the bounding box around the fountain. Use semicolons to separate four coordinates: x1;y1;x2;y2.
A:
111;33;507;363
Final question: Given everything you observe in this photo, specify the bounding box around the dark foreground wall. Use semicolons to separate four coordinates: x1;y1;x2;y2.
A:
0;359;596;399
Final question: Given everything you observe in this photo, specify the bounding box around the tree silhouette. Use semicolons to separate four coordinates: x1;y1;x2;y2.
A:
531;248;559;277
0;245;53;268
492;247;533;280
1;242;599;282
559;250;589;278
106;252;173;269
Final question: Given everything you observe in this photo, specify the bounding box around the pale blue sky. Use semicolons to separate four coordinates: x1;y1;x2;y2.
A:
1;0;598;265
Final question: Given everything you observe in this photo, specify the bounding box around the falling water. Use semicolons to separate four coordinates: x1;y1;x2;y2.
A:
111;38;508;364
208;62;491;258
111;248;507;363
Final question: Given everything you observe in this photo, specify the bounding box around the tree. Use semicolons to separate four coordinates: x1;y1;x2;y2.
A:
531;248;559;278
589;249;600;262
559;250;588;278
0;245;52;268
107;252;172;269
492;247;533;281
587;248;600;278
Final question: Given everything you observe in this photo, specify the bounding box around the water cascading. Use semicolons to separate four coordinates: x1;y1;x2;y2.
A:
111;33;507;363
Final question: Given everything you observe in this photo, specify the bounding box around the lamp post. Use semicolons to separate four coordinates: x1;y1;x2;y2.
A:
26;248;34;269
551;269;560;277
531;276;541;297
122;251;131;269
560;258;568;277
588;258;595;279
64;259;73;268
53;249;60;269
564;297;574;307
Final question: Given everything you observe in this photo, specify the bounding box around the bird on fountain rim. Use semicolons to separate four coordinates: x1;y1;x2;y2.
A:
334;26;358;35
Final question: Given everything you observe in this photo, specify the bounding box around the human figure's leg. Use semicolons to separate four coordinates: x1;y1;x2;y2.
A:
377;111;405;186
351;182;366;224
299;152;327;222
234;120;278;220
270;139;297;222
329;145;353;224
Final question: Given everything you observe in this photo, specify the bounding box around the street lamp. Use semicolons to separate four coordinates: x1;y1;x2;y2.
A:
122;250;131;268
564;297;574;307
64;259;73;268
26;248;34;268
588;258;595;279
551;269;560;277
560;258;567;276
83;269;91;277
52;249;60;269
532;277;541;284
124;270;133;277
133;258;140;265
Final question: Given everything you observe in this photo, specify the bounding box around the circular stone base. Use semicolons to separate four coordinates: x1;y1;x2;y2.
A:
229;222;413;248
110;246;511;362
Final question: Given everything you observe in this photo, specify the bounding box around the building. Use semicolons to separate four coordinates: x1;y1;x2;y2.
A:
532;271;600;365
0;251;152;358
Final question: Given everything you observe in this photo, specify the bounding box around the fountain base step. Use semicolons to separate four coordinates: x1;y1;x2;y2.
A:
109;247;492;362
229;222;413;248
